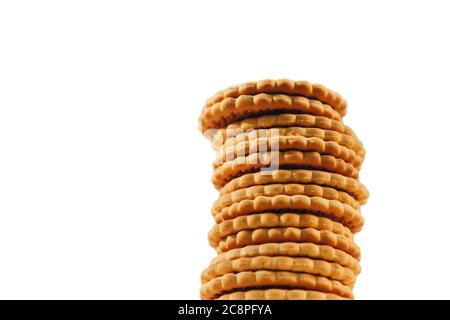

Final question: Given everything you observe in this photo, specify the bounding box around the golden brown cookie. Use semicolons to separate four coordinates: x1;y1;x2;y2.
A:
212;184;360;218
203;79;347;117
208;213;353;249
200;270;353;300
213;194;363;233
216;288;347;300
214;135;363;169
211;242;360;273
199;93;342;133
221;113;357;138
217;227;361;259
220;169;368;204
212;151;359;190
201;256;356;286
213;127;364;157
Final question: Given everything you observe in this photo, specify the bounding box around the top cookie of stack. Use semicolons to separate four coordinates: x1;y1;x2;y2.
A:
199;79;368;300
199;79;347;132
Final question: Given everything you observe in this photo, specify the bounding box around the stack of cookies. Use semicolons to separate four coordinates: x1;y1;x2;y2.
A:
198;79;368;300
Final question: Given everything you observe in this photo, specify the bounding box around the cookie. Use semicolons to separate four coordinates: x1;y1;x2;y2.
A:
212;184;360;217
220;169;368;204
212;151;359;190
200;270;353;300
211;242;361;273
208;213;354;249
213;127;364;157
216;288;347;300
216;227;361;259
220;113;357;138
213;194;363;233
203;79;347;117
201;256;356;286
214;135;363;168
199;94;342;133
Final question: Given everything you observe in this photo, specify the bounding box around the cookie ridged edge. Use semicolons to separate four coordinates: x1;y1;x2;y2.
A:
200;93;342;133
220;169;368;204
201;256;356;286
214;194;363;233
213;127;365;157
213;151;359;190
214;135;363;168
212;184;360;218
200;270;353;300
212;242;361;273
216;288;347;300
217;227;361;259
208;213;354;248
203;79;347;117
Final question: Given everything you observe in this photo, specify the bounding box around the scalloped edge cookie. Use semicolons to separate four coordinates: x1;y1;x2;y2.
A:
203;79;347;116
212;184;360;217
211;242;361;273
208;213;354;249
201;256;356;286
199;93;342;132
216;288;347;300
217;113;357;138
213;194;363;233
212;151;359;190
220;169;368;204
214;135;363;169
213;127;365;157
216;227;361;259
200;270;353;300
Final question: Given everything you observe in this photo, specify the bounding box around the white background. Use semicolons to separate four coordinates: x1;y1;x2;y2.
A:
0;0;449;300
